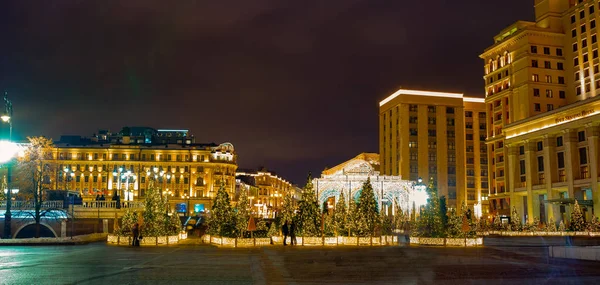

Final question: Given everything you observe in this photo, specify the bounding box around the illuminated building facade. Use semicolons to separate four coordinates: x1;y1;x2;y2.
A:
481;0;600;224
46;129;237;215
235;169;296;218
379;89;488;211
313;153;417;215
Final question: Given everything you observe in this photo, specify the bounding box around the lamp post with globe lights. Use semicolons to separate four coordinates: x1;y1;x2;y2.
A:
1;92;17;239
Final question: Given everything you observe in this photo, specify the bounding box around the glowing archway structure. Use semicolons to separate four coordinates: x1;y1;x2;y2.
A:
313;153;420;215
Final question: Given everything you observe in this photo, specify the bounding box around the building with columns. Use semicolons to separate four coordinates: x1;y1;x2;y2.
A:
379;89;488;211
46;128;237;216
481;0;600;224
235;169;298;218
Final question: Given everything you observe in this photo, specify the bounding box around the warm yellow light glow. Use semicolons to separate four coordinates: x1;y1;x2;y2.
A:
379;89;464;106
464;97;485;103
0;115;10;122
506;110;598;139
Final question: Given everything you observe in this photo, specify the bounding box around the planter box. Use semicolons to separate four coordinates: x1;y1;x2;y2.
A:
107;234;180;246
410;237;482;247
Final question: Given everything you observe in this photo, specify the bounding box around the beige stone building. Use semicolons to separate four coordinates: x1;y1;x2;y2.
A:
481;0;600;224
47;130;237;215
379;89;488;211
236;169;296;218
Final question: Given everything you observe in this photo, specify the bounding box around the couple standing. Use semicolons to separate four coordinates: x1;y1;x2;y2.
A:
282;221;296;246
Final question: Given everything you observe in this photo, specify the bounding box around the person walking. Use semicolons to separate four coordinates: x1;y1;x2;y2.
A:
282;221;289;246
290;220;297;246
132;223;140;247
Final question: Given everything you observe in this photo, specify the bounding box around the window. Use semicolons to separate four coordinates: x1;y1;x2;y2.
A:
581;10;586;19
591;6;596;14
535;103;541;112
594;50;599;59
410;128;418;136
585;69;590;78
592;19;596;29
557;62;564;70
571;14;576;23
520;160;526;175
584;53;589;63
531;46;538;53
446;107;454;114
545;75;552;83
532;60;538;67
577;86;582;95
582;24;587;33
409;141;418;148
546;89;553;98
574;57;579;66
557;136;563;147
538;156;544;172
559;90;566;98
557;152;565;168
594;34;598;44
428;106;436;113
557;48;563;56
558;76;565;84
537;141;543;151
574;42;579;51
578;130;586;142
409;116;418;124
543;47;550;54
572;29;577;37
580;147;588;164
409;104;418;112
428;129;436;136
466;134;473;140
583;38;588;48
532;74;539;82
547;104;554;111
586;83;591;92
519;146;525;155
534;88;540;97
465;111;473;117
544;61;551;69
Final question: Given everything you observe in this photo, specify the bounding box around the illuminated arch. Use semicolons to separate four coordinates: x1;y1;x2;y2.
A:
13;222;58;239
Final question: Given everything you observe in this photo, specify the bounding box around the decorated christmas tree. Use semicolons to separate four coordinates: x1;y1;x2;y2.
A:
492;215;502;231
392;199;407;231
414;177;444;237
558;220;566;231
141;179;168;237
380;211;393;235
297;173;321;236
569;200;586;231
333;192;347;235
118;209;139;236
355;177;380;236
281;192;295;226
446;209;462;238
207;181;236;237
167;212;182;235
346;199;359;236
510;207;522;231
234;186;250;237
323;213;336;237
587;215;600;232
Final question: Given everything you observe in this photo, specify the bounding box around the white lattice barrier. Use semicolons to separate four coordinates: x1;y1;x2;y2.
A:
222;237;236;247
236;238;255;247
255;238;271;246
303;237;322;246
157;236;168;245
324;237;337;246
202;234;211;243
118;236;131;246
107;235;118;244
445;238;466;247
211;236;222;246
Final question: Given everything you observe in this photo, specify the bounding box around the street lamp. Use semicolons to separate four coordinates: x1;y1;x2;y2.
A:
121;170;136;202
2;92;15;239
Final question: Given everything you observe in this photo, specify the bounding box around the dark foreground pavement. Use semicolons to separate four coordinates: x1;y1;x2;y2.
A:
1;242;600;285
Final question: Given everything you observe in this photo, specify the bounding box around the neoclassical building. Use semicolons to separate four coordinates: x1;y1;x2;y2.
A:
46;128;237;215
481;0;600;224
313;153;418;215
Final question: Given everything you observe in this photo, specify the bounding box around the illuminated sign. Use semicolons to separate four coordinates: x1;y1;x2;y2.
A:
555;109;595;124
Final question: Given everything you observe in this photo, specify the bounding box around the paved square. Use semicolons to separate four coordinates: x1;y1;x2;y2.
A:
1;243;600;284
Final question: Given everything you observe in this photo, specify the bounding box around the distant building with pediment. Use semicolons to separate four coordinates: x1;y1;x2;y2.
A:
313;153;415;215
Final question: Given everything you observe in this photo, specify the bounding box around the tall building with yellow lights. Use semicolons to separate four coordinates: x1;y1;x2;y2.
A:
481;0;600;225
379;89;488;210
46;127;237;215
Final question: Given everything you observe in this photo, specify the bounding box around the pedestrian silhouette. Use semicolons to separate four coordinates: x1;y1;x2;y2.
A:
290;220;297;246
132;223;140;246
282;221;289;246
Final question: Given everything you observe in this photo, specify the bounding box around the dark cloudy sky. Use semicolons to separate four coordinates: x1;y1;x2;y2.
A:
0;0;532;184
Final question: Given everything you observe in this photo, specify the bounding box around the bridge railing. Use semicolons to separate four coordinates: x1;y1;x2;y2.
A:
77;201;144;209
0;200;64;209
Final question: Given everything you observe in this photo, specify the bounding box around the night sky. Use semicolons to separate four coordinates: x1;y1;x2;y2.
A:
0;1;532;185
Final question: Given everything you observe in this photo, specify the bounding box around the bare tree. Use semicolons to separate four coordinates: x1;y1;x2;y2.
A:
14;137;61;238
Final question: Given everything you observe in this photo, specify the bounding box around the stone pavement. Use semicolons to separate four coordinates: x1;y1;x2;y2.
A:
1;242;600;284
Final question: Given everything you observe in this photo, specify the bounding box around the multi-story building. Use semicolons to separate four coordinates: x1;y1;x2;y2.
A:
481;0;600;225
235;169;297;218
379;89;488;211
46;128;237;215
